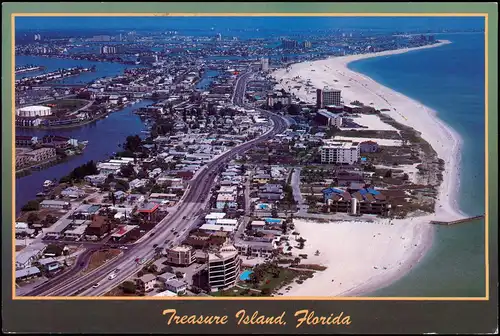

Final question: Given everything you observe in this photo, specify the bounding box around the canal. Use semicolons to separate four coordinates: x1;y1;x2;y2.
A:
15;99;153;214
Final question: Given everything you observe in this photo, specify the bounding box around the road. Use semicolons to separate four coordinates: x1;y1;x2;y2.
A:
25;71;289;297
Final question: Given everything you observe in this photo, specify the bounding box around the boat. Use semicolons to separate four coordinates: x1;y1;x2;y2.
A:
43;180;53;189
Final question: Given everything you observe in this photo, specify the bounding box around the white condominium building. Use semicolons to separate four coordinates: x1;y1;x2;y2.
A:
208;245;241;292
320;140;360;164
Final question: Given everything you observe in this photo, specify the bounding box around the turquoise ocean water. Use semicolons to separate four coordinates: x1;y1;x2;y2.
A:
348;33;487;297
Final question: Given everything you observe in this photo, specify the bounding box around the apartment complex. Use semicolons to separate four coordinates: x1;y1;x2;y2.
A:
317;87;342;108
320;140;360;164
207;245;241;292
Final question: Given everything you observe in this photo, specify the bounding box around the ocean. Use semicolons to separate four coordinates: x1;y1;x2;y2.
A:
348;33;487;297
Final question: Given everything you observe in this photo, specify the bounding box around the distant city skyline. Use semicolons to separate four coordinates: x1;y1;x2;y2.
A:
16;16;485;33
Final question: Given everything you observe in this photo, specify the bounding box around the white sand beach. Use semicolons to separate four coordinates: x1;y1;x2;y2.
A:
272;40;467;297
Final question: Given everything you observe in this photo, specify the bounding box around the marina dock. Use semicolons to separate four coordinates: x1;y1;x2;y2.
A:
430;215;485;226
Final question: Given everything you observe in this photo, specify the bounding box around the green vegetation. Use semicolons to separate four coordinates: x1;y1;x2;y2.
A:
59;160;98;183
21;200;40;212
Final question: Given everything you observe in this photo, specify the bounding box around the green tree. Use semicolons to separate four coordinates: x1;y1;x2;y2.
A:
121;281;137;294
22;200;40;212
26;212;40;225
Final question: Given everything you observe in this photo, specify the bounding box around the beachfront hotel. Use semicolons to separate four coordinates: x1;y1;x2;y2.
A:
207;244;241;292
320;140;360;164
317;87;342;108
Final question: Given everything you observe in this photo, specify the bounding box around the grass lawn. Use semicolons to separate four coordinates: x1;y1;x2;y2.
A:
81;249;121;274
212;267;307;297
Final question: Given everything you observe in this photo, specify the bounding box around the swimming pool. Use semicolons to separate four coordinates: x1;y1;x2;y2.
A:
264;218;283;223
240;270;253;281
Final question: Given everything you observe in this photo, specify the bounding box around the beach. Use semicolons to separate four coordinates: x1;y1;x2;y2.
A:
272;40;466;297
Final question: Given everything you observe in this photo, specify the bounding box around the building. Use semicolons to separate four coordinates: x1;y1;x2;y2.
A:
100;45;118;54
320;141;360;164
360;140;379;153
85;215;113;239
302;40;312;48
16;243;46;270
37;257;61;273
208;245;241;292
136;273;157;292
16;105;52;117
25;147;56;163
204;212;226;225
16;266;41;282
235;242;274;258
316;88;342;108
40;200;70;210
216;194;237;210
165;245;196;266
281;39;298;49
61;187;85;198
164;279;188;294
261;58;269;71
315;110;343;128
136;202;160;221
266;92;292;108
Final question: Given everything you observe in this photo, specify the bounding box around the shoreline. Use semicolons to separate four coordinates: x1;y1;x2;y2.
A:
271;40;466;297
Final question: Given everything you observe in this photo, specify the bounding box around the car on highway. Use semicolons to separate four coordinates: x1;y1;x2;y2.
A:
92;283;100;288
108;272;117;280
182;216;187;220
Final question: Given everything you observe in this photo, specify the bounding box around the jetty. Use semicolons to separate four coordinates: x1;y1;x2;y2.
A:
430;215;485;226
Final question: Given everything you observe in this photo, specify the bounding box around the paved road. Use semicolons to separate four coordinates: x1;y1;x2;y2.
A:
25;71;289;297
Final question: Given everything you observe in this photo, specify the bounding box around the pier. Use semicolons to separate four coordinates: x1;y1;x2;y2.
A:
430;215;485;226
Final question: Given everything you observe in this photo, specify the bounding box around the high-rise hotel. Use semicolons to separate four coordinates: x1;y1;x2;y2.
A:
317;87;342;108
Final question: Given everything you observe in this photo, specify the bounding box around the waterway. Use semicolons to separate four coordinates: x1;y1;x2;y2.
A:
15;99;153;214
15;55;141;83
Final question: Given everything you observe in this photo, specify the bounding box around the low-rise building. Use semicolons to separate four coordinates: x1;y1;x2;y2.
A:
136;273;157;292
164;279;188;294
15;266;41;282
40;200;70;210
165;245;196;266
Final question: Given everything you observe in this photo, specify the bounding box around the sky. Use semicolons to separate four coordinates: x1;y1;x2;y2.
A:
16;16;485;33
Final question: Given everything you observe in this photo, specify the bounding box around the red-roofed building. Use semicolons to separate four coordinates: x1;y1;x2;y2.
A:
136;202;160;221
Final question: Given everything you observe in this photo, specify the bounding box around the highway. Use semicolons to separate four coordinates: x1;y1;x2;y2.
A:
25;70;288;297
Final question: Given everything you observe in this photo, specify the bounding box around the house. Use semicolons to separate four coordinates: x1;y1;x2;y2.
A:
253;174;271;184
157;272;177;284
85;215;114;239
360;141;379;153
235;242;274;258
16;243;46;270
113;190;127;202
37;257;61;273
61;187;85;199
40;200;70;210
15;266;41;282
165;279;187;294
136;273;157;292
84;174;107;186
